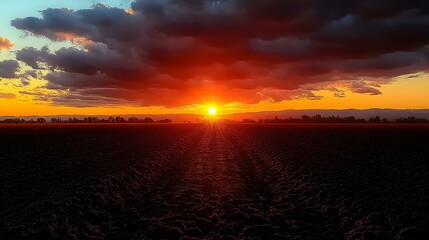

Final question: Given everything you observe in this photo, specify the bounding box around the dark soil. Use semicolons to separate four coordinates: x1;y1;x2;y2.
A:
1;123;428;239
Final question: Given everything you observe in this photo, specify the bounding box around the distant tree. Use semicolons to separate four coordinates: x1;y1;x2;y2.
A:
128;117;139;123
369;116;381;123
157;118;171;123
395;117;427;123
37;118;46;123
115;116;126;123
344;116;356;123
302;115;311;122
51;118;61;123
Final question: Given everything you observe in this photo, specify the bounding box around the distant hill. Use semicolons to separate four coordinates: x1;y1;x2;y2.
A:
1;109;428;122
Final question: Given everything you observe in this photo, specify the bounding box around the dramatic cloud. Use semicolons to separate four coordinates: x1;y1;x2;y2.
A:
0;36;14;51
0;60;20;79
10;0;429;106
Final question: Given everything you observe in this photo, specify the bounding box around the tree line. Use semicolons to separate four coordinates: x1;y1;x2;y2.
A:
1;115;427;124
0;117;172;124
241;115;428;123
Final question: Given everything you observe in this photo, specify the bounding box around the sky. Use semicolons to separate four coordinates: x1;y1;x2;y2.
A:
0;0;428;116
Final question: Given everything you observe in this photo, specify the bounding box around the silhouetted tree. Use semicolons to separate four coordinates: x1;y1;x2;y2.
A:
302;115;311;122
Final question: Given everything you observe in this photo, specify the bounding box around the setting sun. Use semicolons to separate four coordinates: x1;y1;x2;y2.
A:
208;107;217;115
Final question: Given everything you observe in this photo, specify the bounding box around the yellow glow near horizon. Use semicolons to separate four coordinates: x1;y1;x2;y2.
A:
208;107;217;115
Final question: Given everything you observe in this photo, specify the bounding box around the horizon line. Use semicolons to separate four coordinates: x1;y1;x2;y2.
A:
1;108;429;118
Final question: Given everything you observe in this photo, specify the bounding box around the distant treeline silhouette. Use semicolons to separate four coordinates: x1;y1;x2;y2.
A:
1;115;428;124
239;115;428;123
0;117;172;124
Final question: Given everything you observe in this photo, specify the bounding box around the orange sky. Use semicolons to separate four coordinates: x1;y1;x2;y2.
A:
1;75;427;117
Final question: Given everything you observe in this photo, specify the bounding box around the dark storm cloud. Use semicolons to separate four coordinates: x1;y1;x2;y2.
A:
10;0;429;106
20;70;38;80
0;60;20;79
16;46;51;69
